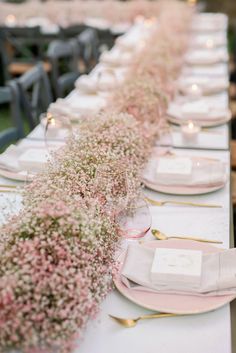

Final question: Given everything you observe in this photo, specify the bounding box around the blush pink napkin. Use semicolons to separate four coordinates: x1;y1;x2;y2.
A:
121;244;236;297
143;156;227;188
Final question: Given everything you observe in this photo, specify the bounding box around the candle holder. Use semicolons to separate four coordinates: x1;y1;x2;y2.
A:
187;84;202;98
181;120;200;143
205;39;215;49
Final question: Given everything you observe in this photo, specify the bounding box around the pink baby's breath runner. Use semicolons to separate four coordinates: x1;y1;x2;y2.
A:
0;2;192;352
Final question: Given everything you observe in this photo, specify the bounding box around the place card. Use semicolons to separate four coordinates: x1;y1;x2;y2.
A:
151;248;202;285
156;157;193;176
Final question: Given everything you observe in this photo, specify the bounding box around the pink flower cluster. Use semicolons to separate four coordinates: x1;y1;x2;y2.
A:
0;2;192;353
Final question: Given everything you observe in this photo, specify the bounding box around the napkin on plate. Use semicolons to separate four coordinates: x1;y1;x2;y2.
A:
178;76;229;95
185;49;228;65
48;94;106;121
167;100;229;122
121;244;236;296
75;68;124;94
190;34;227;48
75;74;98;94
144;156;226;187
0;144;60;174
100;48;132;67
181;64;228;78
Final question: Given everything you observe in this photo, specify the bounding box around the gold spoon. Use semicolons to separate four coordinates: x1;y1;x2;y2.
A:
109;312;180;328
152;229;222;244
145;196;221;208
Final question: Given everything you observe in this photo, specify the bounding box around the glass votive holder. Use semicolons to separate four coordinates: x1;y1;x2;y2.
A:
181;120;200;143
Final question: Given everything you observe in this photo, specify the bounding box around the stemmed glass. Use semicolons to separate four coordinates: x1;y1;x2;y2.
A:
94;161;130;215
116;194;152;240
95;161;152;239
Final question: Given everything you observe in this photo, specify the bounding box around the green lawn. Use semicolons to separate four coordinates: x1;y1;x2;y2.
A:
0;104;30;152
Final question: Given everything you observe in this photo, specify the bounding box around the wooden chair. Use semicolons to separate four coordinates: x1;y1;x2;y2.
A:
77;28;99;73
17;63;53;130
96;28;115;51
60;24;87;39
0;82;24;149
47;38;80;98
0;26;51;85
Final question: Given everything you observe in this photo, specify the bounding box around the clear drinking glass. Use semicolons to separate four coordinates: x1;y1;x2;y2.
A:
116;195;152;239
40;112;71;144
95;161;130;215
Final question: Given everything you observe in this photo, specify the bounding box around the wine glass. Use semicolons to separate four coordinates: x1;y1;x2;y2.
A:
94;161;130;215
116;195;152;240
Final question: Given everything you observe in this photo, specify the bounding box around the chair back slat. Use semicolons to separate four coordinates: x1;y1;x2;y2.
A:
78;28;99;73
0;81;24;149
47;39;80;98
17;63;53;129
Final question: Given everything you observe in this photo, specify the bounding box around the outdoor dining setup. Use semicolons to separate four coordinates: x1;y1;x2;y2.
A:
0;0;235;353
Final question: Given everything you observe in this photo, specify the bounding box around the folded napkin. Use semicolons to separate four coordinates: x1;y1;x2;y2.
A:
167;101;228;122
0;144;60;174
75;74;98;94
84;17;111;30
190;34;227;48
100;48;132;67
181;64;228;78
185;49;228;65
144;156;226;187
75;68;126;94
121;244;236;296
48;94;106;121
191;14;227;32
178;76;229;95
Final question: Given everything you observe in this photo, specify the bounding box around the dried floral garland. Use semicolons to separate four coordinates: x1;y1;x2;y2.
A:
0;2;192;353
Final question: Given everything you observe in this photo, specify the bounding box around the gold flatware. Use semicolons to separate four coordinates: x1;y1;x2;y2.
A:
145;196;221;208
0;184;18;189
152;229;222;244
109;313;180;328
0;189;22;193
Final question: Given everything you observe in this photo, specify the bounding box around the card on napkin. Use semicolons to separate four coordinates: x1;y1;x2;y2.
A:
151;248;202;285
157;157;193;175
121;244;236;296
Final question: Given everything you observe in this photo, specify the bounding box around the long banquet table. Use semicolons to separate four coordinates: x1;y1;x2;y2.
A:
0;10;235;353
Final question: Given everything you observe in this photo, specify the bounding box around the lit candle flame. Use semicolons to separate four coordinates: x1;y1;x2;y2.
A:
191;84;199;92
5;14;16;25
188;121;194;130
206;39;214;49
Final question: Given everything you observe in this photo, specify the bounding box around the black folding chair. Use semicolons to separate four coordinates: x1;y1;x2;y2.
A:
47;38;80;98
17;63;53;130
0;81;24;149
77;28;99;73
0;26;51;86
60;24;87;39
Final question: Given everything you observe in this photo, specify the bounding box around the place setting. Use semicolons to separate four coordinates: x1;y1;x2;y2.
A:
111;238;236;322
142;148;228;195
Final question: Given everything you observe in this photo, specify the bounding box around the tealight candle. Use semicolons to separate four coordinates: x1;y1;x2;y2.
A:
5;14;16;27
205;38;214;49
181;121;200;143
187;83;202;98
40;113;62;137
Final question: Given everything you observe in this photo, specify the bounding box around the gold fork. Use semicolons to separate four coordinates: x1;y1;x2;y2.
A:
109;313;180;328
145;196;221;208
0;184;22;193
